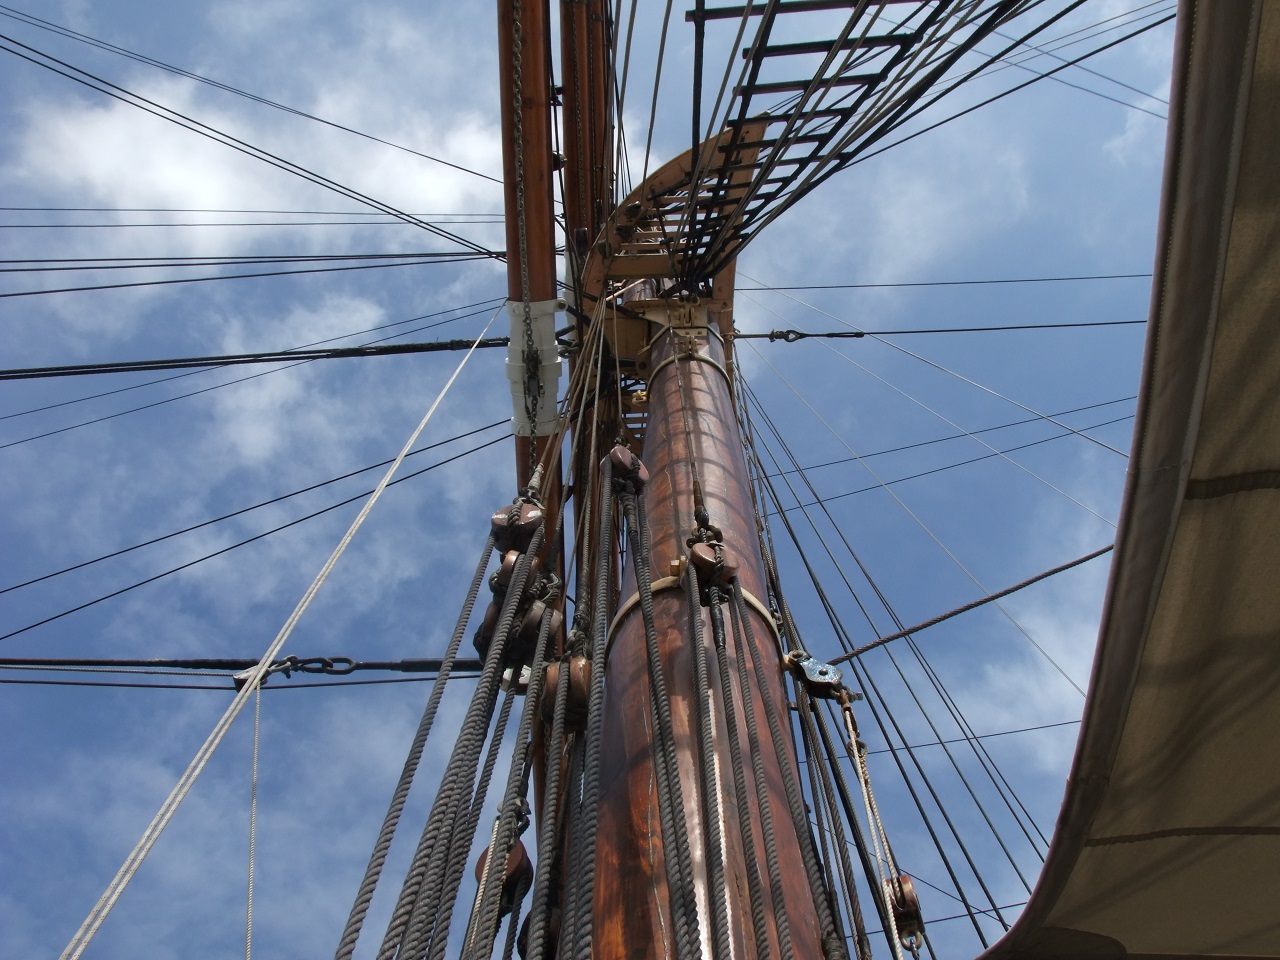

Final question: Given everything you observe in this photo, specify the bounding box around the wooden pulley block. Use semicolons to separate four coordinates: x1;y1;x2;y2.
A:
490;549;521;593
475;839;533;917
473;599;501;659
491;551;542;601
886;874;925;947
491;501;544;553
606;443;648;491
515;601;564;658
688;541;737;586
541;656;591;728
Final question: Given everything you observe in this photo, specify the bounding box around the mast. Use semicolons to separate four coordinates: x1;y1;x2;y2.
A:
496;0;561;493
543;6;841;953
591;302;834;958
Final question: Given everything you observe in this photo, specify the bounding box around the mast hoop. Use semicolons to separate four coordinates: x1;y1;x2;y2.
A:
603;576;782;663
646;350;731;387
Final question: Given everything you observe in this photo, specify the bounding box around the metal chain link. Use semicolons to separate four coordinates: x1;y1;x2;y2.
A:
511;0;539;479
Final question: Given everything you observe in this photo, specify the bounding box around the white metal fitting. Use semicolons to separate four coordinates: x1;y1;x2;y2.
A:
506;298;565;437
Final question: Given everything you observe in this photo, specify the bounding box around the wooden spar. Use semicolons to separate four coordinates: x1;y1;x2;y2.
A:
560;0;614;618
568;114;828;952
496;0;560;491
593;314;828;959
496;0;828;949
559;0;612;273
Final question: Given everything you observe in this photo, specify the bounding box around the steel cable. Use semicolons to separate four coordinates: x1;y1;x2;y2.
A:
684;563;732;960
377;524;544;958
621;490;703;960
333;531;496;960
707;581;772;960
731;579;846;959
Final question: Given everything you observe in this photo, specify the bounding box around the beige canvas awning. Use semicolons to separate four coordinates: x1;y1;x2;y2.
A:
982;2;1280;957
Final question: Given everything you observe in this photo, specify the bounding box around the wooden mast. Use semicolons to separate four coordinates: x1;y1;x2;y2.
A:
562;55;832;960
496;0;560;494
492;3;834;956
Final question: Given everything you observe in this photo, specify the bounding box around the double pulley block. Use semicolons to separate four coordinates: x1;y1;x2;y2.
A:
473;496;563;692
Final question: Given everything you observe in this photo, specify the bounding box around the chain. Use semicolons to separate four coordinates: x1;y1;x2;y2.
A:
511;0;539;481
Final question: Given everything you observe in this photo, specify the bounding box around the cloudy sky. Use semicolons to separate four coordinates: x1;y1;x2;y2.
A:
0;2;1176;958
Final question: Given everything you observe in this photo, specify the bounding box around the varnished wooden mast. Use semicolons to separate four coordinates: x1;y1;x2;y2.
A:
593;316;828;959
496;0;560;492
493;3;830;955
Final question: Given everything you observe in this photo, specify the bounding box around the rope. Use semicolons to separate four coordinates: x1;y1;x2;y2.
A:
803;691;873;960
814;701;896;960
844;703;903;960
621;491;702;960
685;564;732;960
725;586;795;960
245;682;261;960
464;606;556;960
831;545;1114;664
523;652;571;960
58;314;497;960
334;532;496;959
377;525;541;957
385;526;544;960
708;583;772;960
564;454;614;960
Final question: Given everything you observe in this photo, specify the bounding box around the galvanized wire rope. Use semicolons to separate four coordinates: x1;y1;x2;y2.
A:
736;402;990;945
57;316;495;960
684;563;732;960
380;525;544;959
742;391;998;947
333;531;496;960
621;489;703;960
706;578;772;960
743;398;1062;860
741;346;1086;697
784;479;986;940
742;378;1043;885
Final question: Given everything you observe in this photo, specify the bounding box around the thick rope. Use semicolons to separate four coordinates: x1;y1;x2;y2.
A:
415;525;548;960
523;652;571;960
58;315;497;960
725;588;795;960
463;607;556;960
379;526;544;959
622;492;702;960
334;531;496;959
732;580;846;959
564;455;615;960
685;563;732;960
378;634;510;960
708;586;772;960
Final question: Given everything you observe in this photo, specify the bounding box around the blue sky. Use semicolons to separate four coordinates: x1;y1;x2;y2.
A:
0;2;1176;957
